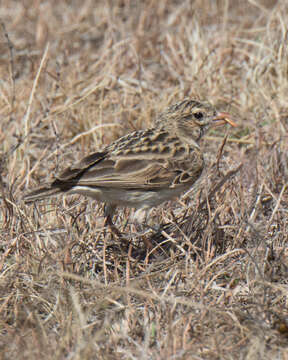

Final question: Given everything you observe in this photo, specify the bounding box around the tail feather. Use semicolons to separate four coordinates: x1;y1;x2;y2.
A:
23;184;62;203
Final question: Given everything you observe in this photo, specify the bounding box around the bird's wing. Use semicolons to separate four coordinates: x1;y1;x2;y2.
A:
76;155;203;189
53;130;204;190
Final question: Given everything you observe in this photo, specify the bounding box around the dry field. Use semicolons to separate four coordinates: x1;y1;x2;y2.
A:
1;0;288;359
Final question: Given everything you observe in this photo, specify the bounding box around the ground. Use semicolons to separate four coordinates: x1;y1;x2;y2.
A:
1;0;288;359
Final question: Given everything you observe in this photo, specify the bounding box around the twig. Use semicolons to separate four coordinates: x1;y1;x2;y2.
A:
1;22;15;116
23;42;50;138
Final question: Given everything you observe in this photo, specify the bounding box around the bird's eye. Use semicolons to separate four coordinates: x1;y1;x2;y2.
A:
194;112;203;120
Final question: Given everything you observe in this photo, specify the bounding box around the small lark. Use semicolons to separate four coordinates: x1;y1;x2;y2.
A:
24;99;236;232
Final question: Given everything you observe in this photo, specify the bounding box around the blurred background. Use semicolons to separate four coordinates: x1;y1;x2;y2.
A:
1;1;288;359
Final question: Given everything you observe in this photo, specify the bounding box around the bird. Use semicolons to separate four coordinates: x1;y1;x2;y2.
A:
24;99;237;236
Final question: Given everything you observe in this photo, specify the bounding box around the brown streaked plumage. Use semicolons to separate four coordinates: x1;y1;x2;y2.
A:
24;99;236;232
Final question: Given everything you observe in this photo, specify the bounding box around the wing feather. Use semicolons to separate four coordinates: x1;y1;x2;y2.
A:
52;130;204;190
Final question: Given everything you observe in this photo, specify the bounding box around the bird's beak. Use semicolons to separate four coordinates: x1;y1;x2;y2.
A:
212;112;237;127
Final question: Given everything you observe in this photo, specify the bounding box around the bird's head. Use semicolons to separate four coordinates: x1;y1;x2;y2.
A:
156;99;237;145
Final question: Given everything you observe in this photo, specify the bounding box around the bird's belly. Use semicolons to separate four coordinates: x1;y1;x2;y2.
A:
68;185;191;209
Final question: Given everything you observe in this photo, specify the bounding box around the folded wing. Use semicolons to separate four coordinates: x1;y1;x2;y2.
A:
54;132;204;190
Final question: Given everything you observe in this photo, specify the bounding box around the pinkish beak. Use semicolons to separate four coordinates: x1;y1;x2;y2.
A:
212;111;237;127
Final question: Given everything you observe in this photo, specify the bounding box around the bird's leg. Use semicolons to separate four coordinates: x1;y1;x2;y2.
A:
132;208;155;252
103;204;131;247
104;213;123;238
103;204;120;236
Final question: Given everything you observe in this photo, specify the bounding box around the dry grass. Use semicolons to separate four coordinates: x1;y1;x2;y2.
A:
1;0;288;359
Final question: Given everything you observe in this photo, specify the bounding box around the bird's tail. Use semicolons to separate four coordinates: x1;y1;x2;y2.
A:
23;184;62;203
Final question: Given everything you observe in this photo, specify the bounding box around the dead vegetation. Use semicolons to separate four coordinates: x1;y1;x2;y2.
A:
0;0;288;359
